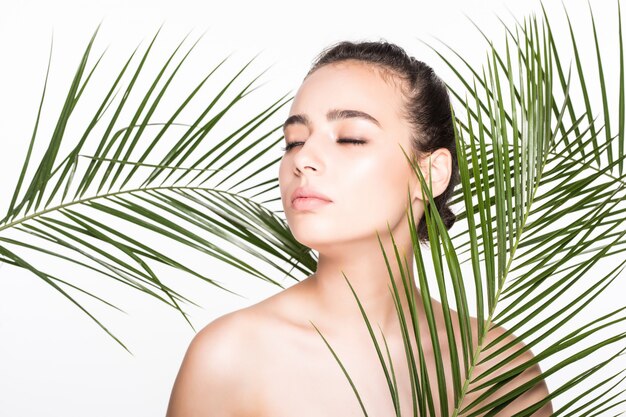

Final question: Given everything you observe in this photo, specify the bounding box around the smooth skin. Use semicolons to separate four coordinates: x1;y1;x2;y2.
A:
166;60;553;417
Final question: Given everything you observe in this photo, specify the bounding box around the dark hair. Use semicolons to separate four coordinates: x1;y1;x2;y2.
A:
305;40;460;244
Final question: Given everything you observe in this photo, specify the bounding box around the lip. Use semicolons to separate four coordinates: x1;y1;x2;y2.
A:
290;186;333;211
291;186;333;204
292;197;332;211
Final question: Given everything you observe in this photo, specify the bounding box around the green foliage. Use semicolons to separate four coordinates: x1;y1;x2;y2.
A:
0;26;314;351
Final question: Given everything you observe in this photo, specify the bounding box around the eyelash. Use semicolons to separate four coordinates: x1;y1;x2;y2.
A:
280;138;366;152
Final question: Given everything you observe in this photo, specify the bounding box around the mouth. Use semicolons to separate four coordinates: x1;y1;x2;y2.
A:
291;197;333;211
291;186;333;205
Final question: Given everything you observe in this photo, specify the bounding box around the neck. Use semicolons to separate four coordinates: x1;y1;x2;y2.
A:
301;229;422;339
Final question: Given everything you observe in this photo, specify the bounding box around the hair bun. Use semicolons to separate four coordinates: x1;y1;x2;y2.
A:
416;198;456;243
439;203;456;230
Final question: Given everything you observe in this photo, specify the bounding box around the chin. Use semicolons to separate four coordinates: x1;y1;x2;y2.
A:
289;228;326;248
288;225;338;250
291;225;385;253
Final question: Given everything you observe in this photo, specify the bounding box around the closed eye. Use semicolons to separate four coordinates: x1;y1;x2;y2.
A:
280;138;366;152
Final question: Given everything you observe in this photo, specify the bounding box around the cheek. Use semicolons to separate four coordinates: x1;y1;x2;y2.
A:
338;151;413;225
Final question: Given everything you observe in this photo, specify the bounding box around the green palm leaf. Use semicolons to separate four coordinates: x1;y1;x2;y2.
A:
0;26;314;350
319;3;626;416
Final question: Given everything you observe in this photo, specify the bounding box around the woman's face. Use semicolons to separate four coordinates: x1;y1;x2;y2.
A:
278;60;422;251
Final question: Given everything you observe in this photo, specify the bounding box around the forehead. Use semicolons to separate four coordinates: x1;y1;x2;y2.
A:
288;61;407;127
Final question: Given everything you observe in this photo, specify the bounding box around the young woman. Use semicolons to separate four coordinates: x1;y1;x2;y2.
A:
166;41;553;417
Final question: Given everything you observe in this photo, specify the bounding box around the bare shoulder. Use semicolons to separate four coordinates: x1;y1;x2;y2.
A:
470;321;553;416
166;308;259;417
165;279;314;417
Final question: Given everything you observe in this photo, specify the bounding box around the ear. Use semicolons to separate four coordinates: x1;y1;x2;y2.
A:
410;148;453;202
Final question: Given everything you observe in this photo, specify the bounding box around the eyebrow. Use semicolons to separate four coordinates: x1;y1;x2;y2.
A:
282;108;381;132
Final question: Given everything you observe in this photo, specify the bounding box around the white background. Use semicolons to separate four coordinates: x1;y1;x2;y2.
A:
0;0;624;416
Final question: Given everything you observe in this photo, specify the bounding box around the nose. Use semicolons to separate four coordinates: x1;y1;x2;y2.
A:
292;135;325;176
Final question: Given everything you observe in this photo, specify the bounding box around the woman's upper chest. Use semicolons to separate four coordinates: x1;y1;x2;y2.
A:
238;320;417;417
